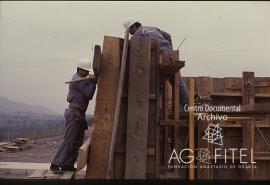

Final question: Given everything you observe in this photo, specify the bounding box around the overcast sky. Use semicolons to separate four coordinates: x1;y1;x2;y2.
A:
0;1;269;114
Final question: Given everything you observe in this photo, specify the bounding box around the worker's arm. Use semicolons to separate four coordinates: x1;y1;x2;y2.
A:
155;27;173;48
76;81;97;100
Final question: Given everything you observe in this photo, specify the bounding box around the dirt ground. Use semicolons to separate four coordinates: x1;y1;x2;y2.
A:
0;128;91;163
0;135;61;163
0;128;91;179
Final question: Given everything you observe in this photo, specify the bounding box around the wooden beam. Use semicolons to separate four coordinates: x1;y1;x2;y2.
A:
77;128;92;171
241;104;270;114
241;71;255;180
107;30;130;179
242;120;255;180
28;169;75;179
147;39;159;178
162;81;172;166
189;78;195;180
196;77;213;180
85;36;123;179
155;41;161;179
113;40;130;179
173;72;181;175
242;72;255;105
160;61;185;75
124;36;151;179
92;45;101;77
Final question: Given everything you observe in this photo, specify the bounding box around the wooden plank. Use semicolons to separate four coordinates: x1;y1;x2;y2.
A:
225;77;242;90
114;147;156;156
241;72;255;180
197;76;213;98
211;92;242;97
113;45;130;179
107;30;130;179
124;36;151;179
172;72;180;175
57;171;75;179
160;50;182;82
254;161;270;179
86;36;123;179
160;61;185;78
256;94;270;98
121;93;156;99
161;50;180;62
162;81;172;167
242;72;255;105
160;120;181;126
155;40;161;179
77;129;92;171
28;169;48;179
156;121;161;178
92;45;101;77
28;169;75;179
242;120;255;180
254;156;270;160
254;127;270;153
147;39;159;178
210;92;270;98
196;77;213;180
114;152;125;179
241;104;270;114
188;78;195;180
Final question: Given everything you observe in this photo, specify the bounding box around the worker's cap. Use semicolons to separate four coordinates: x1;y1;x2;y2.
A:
77;58;93;73
123;17;138;30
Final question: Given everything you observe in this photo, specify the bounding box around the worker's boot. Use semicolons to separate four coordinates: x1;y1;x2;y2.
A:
50;163;64;174
62;165;76;172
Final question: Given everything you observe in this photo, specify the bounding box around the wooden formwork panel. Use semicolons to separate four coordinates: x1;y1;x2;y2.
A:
159;51;184;179
254;161;270;179
125;37;151;178
148;39;160;178
179;73;270;180
113;49;129;179
86;36;123;179
112;37;160;179
182;76;270;98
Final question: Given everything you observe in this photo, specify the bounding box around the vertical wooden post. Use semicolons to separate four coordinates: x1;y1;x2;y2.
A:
173;72;181;175
189;78;195;180
197;77;213;180
125;37;151;179
242;71;255;180
147;39;160;178
155;41;161;179
163;81;171;166
242;72;255;105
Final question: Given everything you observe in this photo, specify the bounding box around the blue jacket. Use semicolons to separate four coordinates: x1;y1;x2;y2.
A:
67;73;96;113
133;26;173;52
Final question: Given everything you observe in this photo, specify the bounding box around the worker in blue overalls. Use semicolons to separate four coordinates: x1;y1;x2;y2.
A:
123;17;189;108
50;61;97;174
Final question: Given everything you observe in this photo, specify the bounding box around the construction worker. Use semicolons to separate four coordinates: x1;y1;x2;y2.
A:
122;17;189;107
50;60;97;174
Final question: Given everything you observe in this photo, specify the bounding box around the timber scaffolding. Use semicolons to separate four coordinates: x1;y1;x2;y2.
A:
81;36;270;180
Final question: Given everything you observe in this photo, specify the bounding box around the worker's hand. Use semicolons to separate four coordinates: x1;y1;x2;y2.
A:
87;74;98;84
87;74;95;79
